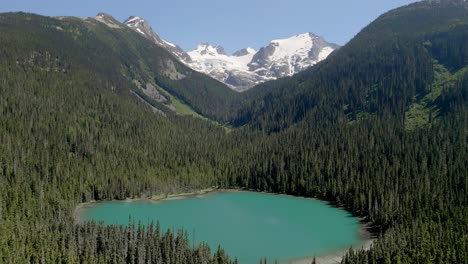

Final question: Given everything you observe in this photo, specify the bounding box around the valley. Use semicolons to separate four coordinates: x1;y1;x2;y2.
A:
0;1;467;264
123;16;338;91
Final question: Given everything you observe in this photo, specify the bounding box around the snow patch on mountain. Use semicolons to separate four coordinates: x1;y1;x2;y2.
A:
163;40;177;48
122;14;338;91
318;46;334;61
269;33;314;62
187;44;255;73
186;44;261;90
188;33;338;91
123;16;192;63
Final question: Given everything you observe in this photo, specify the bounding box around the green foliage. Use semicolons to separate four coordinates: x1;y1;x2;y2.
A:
233;0;468;133
0;64;232;263
0;1;467;264
0;12;238;122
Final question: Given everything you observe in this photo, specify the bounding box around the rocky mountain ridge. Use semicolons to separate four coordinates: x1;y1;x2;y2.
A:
123;15;339;91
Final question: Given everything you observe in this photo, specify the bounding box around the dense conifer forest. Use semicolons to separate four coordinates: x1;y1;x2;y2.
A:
0;0;466;263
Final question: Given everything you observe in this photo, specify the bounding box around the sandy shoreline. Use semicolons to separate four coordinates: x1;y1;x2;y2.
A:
280;225;374;264
74;188;375;264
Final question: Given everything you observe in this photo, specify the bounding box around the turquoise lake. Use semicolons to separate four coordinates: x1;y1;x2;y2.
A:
79;192;362;263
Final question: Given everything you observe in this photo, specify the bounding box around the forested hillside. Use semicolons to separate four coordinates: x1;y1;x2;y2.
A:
0;12;239;122
0;54;238;262
234;0;468;133
0;1;467;263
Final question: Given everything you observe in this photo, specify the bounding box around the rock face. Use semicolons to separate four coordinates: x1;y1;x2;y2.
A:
123;15;339;91
94;13;123;29
186;44;259;91
123;16;191;63
187;33;339;91
248;33;338;79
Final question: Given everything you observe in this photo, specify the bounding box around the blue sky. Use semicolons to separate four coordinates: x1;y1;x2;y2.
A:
1;0;418;54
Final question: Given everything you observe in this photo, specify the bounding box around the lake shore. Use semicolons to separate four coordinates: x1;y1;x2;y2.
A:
74;187;376;263
73;187;217;223
280;222;374;264
220;188;377;264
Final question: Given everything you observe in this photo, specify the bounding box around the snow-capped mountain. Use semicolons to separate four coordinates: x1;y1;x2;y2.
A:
123;15;338;91
248;33;338;79
187;33;338;91
188;33;338;91
187;44;262;90
123;16;191;62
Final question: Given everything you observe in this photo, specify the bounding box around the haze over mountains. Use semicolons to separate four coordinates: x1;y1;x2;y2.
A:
123;16;338;91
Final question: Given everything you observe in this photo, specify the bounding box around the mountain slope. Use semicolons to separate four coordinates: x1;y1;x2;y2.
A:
248;33;337;78
187;33;338;91
234;0;468;132
0;12;238;122
0;12;237;264
0;2;467;264
186;44;260;91
124;16;192;63
122;17;338;91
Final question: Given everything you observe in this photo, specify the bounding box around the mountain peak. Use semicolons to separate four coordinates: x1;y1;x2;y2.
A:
293;32;316;39
123;15;192;63
186;33;337;91
270;32;318;45
124;15;153;37
124;16;147;27
94;12;122;28
247;32;337;80
96;12;115;20
124;16;143;22
193;43;226;56
233;47;256;57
